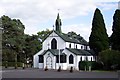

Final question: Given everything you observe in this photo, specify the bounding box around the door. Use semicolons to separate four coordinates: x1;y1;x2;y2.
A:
46;56;52;69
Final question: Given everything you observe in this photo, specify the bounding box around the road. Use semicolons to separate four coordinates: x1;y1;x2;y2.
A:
1;68;119;80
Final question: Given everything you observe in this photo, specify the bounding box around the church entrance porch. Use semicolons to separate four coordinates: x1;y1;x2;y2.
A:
46;56;52;69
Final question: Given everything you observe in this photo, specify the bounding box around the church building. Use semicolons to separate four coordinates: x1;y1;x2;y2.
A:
33;13;95;70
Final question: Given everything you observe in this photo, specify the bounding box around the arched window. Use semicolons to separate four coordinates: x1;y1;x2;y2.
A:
91;57;92;61
80;57;82;61
69;44;71;48
81;46;83;49
69;54;74;64
51;38;57;49
76;45;77;49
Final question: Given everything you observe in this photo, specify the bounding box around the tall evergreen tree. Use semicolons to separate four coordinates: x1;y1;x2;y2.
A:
89;8;109;55
110;9;120;51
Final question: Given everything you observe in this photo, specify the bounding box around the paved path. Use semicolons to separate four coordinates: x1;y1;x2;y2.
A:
1;68;119;80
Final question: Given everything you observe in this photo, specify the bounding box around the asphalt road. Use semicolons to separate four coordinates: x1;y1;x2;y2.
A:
1;68;119;80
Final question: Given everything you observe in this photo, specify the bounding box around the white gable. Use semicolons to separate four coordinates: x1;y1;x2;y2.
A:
42;31;66;50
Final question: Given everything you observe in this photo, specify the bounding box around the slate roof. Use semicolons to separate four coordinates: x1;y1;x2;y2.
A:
43;30;88;45
39;49;65;56
66;48;92;56
39;48;93;56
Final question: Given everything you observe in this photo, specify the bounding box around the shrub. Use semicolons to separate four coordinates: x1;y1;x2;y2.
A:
44;66;48;71
57;66;61;72
70;66;73;73
2;62;23;67
79;61;103;70
99;49;120;70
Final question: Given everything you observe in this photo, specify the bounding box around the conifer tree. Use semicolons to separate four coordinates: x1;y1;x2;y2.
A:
89;8;109;55
110;9;120;51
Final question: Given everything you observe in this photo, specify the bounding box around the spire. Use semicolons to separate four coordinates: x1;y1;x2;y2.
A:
55;13;62;33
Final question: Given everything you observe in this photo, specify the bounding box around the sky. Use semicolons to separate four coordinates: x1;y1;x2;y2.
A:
0;0;120;41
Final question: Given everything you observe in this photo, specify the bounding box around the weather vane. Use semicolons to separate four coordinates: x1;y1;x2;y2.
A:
58;9;60;13
53;25;54;30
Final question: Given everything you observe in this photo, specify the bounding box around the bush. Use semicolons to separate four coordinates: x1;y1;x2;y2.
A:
2;61;23;67
79;61;103;70
70;66;73;73
99;49;120;70
79;61;91;70
57;66;61;72
91;61;103;70
44;66;48;71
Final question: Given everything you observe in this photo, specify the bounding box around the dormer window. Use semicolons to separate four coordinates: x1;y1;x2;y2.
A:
76;45;77;49
81;46;83;49
69;44;71;48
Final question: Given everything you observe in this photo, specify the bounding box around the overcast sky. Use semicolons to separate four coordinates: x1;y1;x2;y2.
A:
0;0;120;41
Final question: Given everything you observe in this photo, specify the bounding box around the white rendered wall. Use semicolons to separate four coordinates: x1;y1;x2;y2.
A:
63;49;77;70
56;63;67;70
39;63;43;68
33;50;44;68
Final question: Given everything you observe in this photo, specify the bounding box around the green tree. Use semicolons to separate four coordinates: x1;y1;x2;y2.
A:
99;49;120;70
110;9;120;51
37;29;51;41
2;15;25;68
89;8;109;55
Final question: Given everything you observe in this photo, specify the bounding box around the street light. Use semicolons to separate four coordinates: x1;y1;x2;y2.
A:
22;50;25;69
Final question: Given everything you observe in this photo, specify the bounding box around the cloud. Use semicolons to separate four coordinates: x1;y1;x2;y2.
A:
0;0;116;41
97;2;118;11
62;24;92;41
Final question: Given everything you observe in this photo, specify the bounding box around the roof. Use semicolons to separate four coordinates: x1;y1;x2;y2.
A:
39;49;65;56
66;48;92;56
43;30;88;45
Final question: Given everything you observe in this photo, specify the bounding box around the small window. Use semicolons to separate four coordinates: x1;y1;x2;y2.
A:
76;45;77;49
56;55;66;63
69;44;71;48
81;46;83;49
39;55;44;63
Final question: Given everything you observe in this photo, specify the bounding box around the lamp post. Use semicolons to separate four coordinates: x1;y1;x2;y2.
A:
15;52;17;69
22;50;25;69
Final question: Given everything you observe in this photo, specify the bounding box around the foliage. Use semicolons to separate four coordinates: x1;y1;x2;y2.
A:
110;9;120;51
79;61;91;70
90;61;103;70
1;15;48;64
99;49;120;70
89;8;109;55
1;15;25;62
2;61;23;67
37;29;51;42
79;61;103;70
24;34;41;59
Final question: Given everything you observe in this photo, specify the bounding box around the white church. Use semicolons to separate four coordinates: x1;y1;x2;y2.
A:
33;13;95;70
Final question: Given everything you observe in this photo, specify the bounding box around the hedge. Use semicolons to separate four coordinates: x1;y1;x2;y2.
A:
2;61;23;67
79;61;103;70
